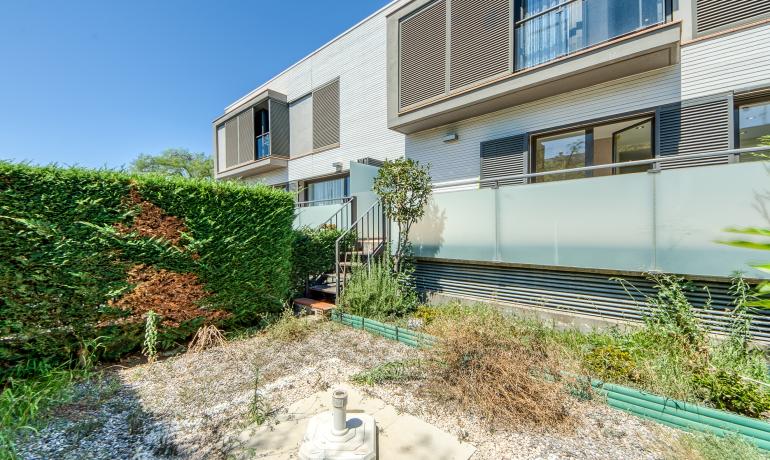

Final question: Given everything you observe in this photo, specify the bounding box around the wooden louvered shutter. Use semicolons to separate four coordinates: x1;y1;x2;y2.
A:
450;0;511;91
269;99;290;157
656;97;731;169
399;0;447;109
224;117;239;168
237;109;255;164
313;80;340;150
695;0;770;35
480;134;528;188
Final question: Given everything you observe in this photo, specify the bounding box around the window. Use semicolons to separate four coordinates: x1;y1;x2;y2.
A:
532;116;654;182
306;176;349;204
737;99;770;156
515;0;666;70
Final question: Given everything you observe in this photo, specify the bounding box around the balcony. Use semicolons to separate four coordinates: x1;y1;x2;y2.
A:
386;0;681;134
213;89;290;180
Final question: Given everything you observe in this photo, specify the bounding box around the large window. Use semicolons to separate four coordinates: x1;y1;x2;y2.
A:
737;99;770;157
306;176;350;204
532;116;654;182
515;0;666;70
255;109;270;160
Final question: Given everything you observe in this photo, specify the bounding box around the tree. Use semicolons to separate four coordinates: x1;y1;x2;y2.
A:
373;158;431;274
130;148;213;179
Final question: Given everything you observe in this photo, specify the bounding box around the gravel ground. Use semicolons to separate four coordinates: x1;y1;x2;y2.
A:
17;319;677;460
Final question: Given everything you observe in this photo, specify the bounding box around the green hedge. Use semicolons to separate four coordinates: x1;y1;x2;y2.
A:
0;162;295;379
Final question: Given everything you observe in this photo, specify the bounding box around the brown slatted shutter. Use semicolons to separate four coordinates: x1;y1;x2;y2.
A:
237;109;255;164
480;134;528;188
269;99;290;157
695;0;770;35
450;0;511;91
656;97;731;169
399;0;447;109
312;80;340;150
224;117;239;168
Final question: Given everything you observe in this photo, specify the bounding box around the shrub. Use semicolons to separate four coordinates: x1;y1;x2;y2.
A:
583;345;640;383
338;258;418;320
693;370;770;418
290;226;346;295
0;162;295;379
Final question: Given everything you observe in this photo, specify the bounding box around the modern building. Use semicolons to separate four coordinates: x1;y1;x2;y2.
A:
213;0;770;341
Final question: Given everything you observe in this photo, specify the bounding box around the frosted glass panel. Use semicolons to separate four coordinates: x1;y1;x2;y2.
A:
655;162;770;278
293;203;347;229
411;188;496;261
498;173;654;271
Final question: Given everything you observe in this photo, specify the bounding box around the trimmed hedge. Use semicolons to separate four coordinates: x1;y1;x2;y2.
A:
0;162;295;379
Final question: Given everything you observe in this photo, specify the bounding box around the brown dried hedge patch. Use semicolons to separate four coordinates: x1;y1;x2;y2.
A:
425;308;577;431
115;188;188;245
111;264;228;327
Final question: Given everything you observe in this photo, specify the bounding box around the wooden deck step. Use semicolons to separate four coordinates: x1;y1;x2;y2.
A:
293;297;335;315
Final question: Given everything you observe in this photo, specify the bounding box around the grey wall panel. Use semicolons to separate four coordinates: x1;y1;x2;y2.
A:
656;97;730;169
399;0;447;108
415;259;770;343
290;93;313;157
480;133;527;187
450;0;511;91
313;80;341;150
224;117;239;168
269;99;290;157
237;109;255;164
696;0;770;35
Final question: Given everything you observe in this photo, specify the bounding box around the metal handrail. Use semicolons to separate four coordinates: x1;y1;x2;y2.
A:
334;199;388;299
433;146;770;190
321;196;355;229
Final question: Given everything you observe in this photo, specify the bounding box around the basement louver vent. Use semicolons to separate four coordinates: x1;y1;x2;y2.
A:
313;80;340;151
450;0;510;91
696;0;770;35
480;134;528;188
399;0;447;109
656;98;730;169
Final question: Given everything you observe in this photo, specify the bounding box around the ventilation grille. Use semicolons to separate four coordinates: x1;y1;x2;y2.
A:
657;99;730;169
269;99;290;157
224;117;239;168
414;259;770;343
313;80;340;150
480;134;528;187
450;0;510;91
399;0;447;109
696;0;770;34
237;109;255;164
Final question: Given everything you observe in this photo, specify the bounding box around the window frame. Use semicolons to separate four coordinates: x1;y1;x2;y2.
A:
302;173;351;203
734;95;770;151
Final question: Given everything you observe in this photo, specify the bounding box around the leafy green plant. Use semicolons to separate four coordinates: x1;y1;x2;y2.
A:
350;360;423;386
644;274;708;352
583;345;640;383
143;311;159;363
693;370;770;418
291;226;348;295
248;364;270;426
338;258;417;319
372;158;431;275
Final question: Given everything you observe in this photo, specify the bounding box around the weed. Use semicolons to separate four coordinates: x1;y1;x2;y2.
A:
693;370;770;418
583;345;640;383
350;360;424;386
187;324;227;353
668;433;769;460
266;308;314;343
248;364;270;426
143;310;159;363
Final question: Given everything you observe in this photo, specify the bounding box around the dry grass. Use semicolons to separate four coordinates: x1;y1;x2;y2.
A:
187;325;227;354
265;309;316;343
424;306;578;431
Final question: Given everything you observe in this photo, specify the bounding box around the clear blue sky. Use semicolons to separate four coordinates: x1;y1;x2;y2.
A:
0;0;391;169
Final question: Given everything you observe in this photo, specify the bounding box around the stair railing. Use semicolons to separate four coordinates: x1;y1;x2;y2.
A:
321;196;355;230
334;199;389;300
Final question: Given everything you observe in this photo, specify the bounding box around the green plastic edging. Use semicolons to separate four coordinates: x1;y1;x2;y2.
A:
331;311;770;450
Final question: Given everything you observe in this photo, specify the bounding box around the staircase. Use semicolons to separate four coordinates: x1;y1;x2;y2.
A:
294;200;388;315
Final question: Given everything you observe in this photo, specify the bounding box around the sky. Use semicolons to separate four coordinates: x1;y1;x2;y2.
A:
0;0;391;169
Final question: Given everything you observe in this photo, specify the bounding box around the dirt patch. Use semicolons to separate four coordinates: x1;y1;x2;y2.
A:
115;188;188;246
110;264;227;327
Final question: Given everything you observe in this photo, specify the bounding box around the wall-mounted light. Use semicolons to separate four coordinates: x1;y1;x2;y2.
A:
443;133;459;143
332;161;343;172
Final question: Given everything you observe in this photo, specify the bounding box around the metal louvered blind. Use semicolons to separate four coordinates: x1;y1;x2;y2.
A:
696;0;770;34
237;109;255;164
399;0;447;109
313;80;340;150
224;117;239;168
450;0;510;91
480;134;528;187
269;99;290;157
656;99;730;169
